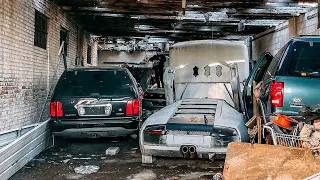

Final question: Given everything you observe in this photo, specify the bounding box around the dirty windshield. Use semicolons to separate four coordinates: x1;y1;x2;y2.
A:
288;41;320;78
55;70;135;97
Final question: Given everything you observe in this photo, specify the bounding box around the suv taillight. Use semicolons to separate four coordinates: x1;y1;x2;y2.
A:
126;99;140;116
270;82;284;107
50;102;63;117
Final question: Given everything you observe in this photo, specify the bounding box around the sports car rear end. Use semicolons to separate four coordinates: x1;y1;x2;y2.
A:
140;99;248;163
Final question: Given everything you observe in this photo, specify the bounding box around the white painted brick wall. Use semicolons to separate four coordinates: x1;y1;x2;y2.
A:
0;0;96;131
252;7;319;59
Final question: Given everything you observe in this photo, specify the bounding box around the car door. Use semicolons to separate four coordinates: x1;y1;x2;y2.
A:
242;52;273;119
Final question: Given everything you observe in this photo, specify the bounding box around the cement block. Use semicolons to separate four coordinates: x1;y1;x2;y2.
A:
105;147;120;156
142;154;153;164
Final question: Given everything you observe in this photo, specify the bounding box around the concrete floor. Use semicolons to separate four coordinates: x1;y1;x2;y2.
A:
10;137;223;180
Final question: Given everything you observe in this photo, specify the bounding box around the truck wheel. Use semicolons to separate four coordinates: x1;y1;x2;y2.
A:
54;136;69;148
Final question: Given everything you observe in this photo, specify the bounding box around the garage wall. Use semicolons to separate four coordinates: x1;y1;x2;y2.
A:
252;8;319;59
0;0;95;131
98;51;156;64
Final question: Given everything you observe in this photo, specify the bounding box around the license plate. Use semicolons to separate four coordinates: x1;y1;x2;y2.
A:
166;134;211;148
78;104;112;116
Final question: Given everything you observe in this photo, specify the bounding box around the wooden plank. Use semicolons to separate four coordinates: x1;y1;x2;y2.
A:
0;120;50;165
0;129;51;175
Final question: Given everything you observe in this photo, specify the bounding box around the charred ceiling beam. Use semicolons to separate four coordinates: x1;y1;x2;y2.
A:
63;6;309;15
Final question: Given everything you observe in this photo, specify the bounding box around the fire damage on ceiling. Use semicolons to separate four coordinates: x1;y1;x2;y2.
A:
54;0;318;48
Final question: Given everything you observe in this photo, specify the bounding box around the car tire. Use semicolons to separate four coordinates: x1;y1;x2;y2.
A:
54;136;69;148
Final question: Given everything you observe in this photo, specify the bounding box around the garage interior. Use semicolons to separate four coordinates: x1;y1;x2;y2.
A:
0;0;319;131
0;0;320;179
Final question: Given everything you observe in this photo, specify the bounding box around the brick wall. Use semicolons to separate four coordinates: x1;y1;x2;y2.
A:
0;0;96;131
252;8;319;59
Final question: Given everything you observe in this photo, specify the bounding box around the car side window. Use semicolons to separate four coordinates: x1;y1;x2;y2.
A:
262;43;289;82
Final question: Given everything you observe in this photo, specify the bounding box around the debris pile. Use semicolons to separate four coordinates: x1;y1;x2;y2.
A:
300;123;320;148
74;165;100;175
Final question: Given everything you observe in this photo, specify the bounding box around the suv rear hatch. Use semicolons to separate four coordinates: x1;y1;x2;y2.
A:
275;40;320;115
51;69;139;119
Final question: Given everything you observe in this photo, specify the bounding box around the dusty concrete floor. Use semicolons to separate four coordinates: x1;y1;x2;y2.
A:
10;137;223;180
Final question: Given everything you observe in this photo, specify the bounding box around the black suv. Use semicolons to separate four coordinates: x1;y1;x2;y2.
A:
50;67;142;147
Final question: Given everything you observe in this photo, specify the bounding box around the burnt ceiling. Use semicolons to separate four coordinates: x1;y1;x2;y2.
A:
54;0;318;41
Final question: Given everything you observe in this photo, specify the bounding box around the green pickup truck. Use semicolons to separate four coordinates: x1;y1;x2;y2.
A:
243;37;320;124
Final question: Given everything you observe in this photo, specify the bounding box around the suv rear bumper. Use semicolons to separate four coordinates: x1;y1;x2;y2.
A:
51;117;139;138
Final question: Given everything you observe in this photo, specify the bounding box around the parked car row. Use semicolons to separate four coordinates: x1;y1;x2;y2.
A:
50;38;319;163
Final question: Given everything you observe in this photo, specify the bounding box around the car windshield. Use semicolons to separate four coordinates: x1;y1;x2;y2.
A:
55;70;135;97
288;41;320;78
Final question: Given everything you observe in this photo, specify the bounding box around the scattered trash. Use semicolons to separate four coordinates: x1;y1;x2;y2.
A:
168;176;180;180
106;147;120;156
27;158;46;166
212;173;223;180
63;159;71;163
72;157;92;160
126;170;156;180
300;124;314;139
130;134;138;140
66;154;72;158
64;174;84;180
74;165;100;175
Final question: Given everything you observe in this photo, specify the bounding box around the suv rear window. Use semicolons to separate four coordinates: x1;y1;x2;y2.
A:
55;70;135;97
288;41;320;78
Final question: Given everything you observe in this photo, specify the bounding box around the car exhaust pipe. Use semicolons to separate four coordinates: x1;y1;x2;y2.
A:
189;146;197;159
181;146;190;158
92;134;97;138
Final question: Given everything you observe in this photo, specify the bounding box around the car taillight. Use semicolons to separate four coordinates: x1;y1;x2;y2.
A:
126;99;140;116
50;102;56;117
144;125;165;135
270;82;284;107
50;102;63;117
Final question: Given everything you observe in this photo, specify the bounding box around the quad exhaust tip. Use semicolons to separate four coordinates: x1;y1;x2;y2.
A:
181;146;190;158
181;145;197;159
